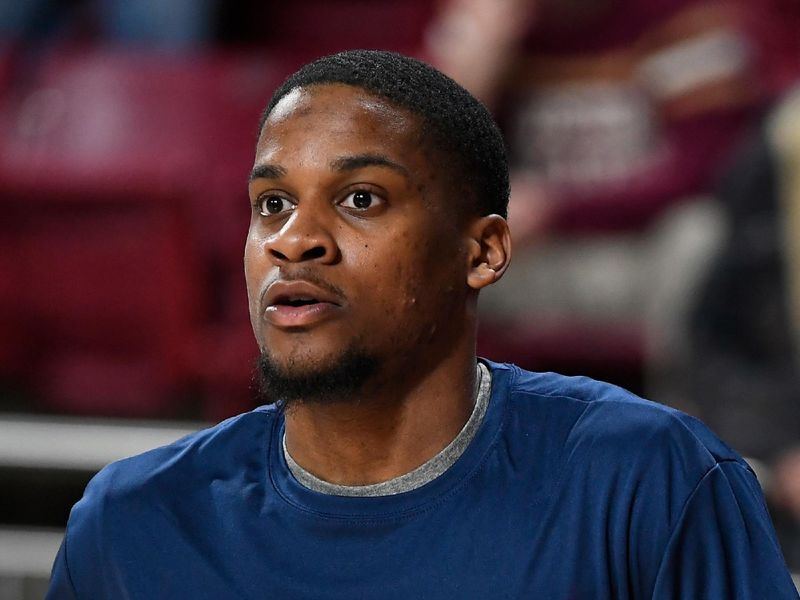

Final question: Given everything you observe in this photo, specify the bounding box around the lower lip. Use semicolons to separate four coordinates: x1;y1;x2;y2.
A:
264;302;340;328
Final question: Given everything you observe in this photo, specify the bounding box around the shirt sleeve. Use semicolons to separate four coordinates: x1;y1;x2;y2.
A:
46;535;79;600
651;460;799;599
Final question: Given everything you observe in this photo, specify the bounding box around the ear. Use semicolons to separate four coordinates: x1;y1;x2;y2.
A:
465;215;511;291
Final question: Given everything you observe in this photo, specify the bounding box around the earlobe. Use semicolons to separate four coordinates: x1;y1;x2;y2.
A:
468;262;500;289
466;215;511;290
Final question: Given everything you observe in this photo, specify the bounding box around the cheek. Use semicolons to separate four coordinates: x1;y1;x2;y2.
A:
243;246;259;301
355;230;464;325
244;229;270;283
243;238;268;332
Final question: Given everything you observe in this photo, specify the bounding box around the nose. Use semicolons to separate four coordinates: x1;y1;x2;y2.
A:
265;206;339;265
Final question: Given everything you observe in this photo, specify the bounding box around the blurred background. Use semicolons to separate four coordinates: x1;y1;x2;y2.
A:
2;0;800;596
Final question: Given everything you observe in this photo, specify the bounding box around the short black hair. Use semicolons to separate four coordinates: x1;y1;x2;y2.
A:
259;50;509;219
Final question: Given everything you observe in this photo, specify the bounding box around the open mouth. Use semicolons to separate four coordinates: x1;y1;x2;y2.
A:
265;292;339;328
278;297;321;308
263;280;344;327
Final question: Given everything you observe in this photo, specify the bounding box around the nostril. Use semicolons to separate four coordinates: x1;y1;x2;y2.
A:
269;249;288;260
302;246;326;260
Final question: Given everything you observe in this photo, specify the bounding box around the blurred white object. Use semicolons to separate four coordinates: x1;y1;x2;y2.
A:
0;414;203;471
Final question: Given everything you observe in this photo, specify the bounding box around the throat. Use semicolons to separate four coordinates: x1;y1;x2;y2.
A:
283;362;491;496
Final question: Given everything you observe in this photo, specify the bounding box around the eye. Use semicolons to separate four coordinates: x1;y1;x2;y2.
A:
340;190;383;210
257;195;294;216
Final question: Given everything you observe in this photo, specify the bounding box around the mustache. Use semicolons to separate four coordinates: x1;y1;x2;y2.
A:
259;268;346;305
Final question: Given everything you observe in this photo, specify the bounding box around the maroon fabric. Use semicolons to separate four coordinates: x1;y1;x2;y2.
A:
504;0;795;233
524;0;696;55
0;46;293;416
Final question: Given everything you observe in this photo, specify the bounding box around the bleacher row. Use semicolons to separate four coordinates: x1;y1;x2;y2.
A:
0;44;280;420
0;413;203;596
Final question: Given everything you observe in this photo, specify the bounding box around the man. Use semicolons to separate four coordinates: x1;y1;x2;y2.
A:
47;50;797;598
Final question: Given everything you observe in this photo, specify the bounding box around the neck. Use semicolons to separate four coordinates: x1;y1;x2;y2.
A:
283;330;478;486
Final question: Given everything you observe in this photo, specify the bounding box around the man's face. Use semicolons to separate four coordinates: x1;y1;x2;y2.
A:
245;84;472;403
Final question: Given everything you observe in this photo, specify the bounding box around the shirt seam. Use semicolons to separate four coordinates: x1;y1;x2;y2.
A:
514;383;747;477
650;459;747;595
62;518;80;598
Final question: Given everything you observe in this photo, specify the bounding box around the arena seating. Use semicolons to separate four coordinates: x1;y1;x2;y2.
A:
0;44;288;416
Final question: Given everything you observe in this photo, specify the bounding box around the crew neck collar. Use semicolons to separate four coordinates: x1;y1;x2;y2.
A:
283;362;491;496
267;360;515;521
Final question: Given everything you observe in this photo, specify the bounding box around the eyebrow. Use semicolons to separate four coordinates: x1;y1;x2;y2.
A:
330;154;410;178
248;153;410;183
248;163;287;182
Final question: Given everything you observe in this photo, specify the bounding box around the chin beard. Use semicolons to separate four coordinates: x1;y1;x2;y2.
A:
255;346;379;410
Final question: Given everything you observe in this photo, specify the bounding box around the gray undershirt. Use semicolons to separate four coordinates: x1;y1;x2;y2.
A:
283;361;492;497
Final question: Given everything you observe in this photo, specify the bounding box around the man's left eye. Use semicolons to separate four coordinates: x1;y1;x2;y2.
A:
340;190;382;210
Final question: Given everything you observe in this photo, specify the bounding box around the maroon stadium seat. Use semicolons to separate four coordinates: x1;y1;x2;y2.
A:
261;0;434;60
0;45;290;416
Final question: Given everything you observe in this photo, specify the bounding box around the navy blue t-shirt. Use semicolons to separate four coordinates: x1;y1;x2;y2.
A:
47;362;798;598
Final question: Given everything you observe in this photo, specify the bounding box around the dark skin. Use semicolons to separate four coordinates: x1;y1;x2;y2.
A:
245;83;511;485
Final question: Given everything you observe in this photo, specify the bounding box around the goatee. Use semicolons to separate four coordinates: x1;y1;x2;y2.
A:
255;347;379;411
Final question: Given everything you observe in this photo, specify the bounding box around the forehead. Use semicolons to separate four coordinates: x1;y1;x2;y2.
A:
257;84;423;158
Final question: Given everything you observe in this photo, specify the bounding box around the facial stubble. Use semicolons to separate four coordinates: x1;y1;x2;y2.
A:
255;341;379;411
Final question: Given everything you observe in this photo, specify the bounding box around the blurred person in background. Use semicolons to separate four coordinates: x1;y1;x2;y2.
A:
426;0;798;391
684;86;800;569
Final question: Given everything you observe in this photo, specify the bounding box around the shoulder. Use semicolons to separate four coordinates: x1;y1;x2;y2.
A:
89;405;279;498
64;405;279;547
487;361;769;581
58;406;280;595
486;360;750;479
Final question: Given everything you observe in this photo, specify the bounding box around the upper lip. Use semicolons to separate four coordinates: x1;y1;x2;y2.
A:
263;279;344;308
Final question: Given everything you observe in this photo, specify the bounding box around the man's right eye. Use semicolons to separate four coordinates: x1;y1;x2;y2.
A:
258;196;294;216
